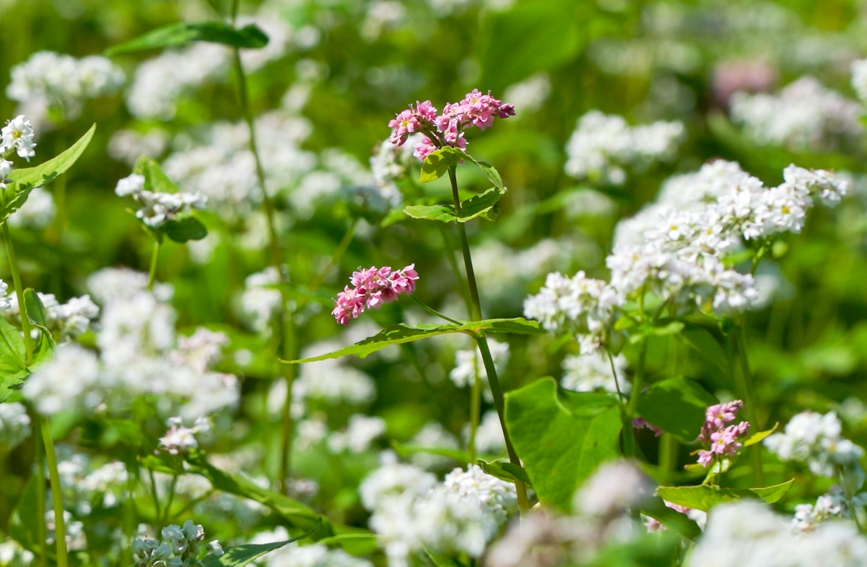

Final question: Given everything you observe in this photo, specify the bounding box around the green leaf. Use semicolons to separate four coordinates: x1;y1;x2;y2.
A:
2;124;96;222
106;22;269;56
636;378;717;442
135;155;181;194
677;325;729;377
0;318;28;396
187;455;330;534
505;378;622;510
283;318;543;364
404;187;507;223
419;147;462;183
656;479;795;512
391;440;467;463
476;459;532;486
9;475;42;556
202;519;322;567
639;496;702;541
164;216;208;242
316;534;379;557
424;548;467;567
24;289;56;367
744;423;779;447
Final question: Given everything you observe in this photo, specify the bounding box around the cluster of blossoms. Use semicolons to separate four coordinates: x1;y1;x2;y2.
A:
360;458;517;567
252;527;372;567
55;452;129;514
449;339;509;397
696;401;750;467
326;414;386;454
561;350;629;394
158;416;211;455
792;487;850;532
851;58;867;103
0;403;31;450
1;115;37;191
527;159;848;355
115;173;207;229
386;89;515;161
764;411;865;482
563;110;685;185
729;77;863;151
23;268;238;420
133;520;222;567
6;291;99;340
7;52;124;121
332;265;418;325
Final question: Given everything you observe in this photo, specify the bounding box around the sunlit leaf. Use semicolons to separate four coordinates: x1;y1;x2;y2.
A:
106;22;268;56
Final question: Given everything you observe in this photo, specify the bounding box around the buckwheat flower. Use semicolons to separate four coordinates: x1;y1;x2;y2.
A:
327;414;386;453
0;157;11;180
695;400;749;467
412;136;438;161
783;164;848;206
574;460;653;517
115;173;145;197
765;411;865;480
158;417;209;455
449;339;509;395
561;350;629;394
240;267;283;332
132;538;180;567
8;186;56;228
0;280;10;312
206;541;223;557
1;115;36;161
851;58;867;103
0;403;31;449
633;417;663;437
792;488;847;532
332;264;419;324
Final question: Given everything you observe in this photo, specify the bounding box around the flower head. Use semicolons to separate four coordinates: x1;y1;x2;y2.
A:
332;264;419;324
1;115;37;161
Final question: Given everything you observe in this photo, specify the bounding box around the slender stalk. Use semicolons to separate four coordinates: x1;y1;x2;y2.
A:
123;465;135;566
624;339;648;458
3;222;33;364
659;434;678;477
605;349;624;404
147;240;160;292
409;295;463;325
733;325;765;486
148;469;161;521
162;475;178;525
35;428;48;567
467;351;482;463
231;32;298;492
445;165;529;511
309;219;358;290
39;416;68;567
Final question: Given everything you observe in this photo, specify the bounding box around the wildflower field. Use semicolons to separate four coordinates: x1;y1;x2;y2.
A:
5;0;867;565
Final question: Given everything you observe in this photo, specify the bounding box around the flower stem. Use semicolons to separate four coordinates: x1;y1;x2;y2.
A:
468;353;482;464
231;43;298;492
3;222;33;365
35;426;48;567
446;165;529;511
409;295;463;325
39;416;68;567
147;240;160;292
162;475;178;525
309;219;358;291
624;339;648;457
148;469;161;521
733;324;765;487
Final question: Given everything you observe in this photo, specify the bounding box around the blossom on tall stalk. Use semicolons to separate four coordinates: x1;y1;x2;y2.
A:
696;400;750;467
332;264;418;324
386;89;515;160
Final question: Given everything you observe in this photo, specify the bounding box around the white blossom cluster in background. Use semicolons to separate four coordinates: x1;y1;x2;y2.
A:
563;110;685;185
6;291;99;340
686;501;867;567
22;268;238;420
0;402;31;449
1;115;37;190
6;51;124;122
55;450;129;515
360;456;517;567
114;173;207;229
449;339;509;399
729;77;863;151
526;158;848;354
502;73;552;116
158;416;211;455
8;186;56;229
851;58;867;103
561;350;629;394
125;17;290;121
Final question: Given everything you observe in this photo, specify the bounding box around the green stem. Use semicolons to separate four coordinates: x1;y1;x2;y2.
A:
733;324;765;486
659;433;678;478
625;339;648;457
3;222;33;365
35;427;48;567
446;165;529;511
147;240;160;292
309;219;358;291
39;416;68;567
162;475;178;525
148;469;161;521
468;351;482;464
409;295;463;325
232;41;297;492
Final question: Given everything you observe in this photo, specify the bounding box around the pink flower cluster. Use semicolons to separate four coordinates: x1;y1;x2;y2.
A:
387;90;516;161
696;400;750;466
633;417;663;437
332;265;419;325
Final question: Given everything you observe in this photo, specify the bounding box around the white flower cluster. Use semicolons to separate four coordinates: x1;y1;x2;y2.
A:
730;77;863;151
6;291;99;340
502;73;551;115
1;115;36;162
574;460;653;517
764;411;865;480
159;416;211;455
8;186;56;229
7;52;124;119
561;350;629;394
327;414;386;453
0;402;31;449
361;459;517;567
564;110;685;185
686;501;867;567
240;266;283;332
407;422;460;469
792;487;849;532
526;160;848;350
473;238;571;307
449;339;509;392
464;411;506;454
56;452;128;514
22;268;238;420
252;527;372;567
115;173;207;229
851;59;867;103
108;129;171;167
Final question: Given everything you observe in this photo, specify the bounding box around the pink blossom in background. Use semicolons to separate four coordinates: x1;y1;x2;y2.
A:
633;417;663;437
332;264;419;325
386;90;515;160
696;400;750;467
